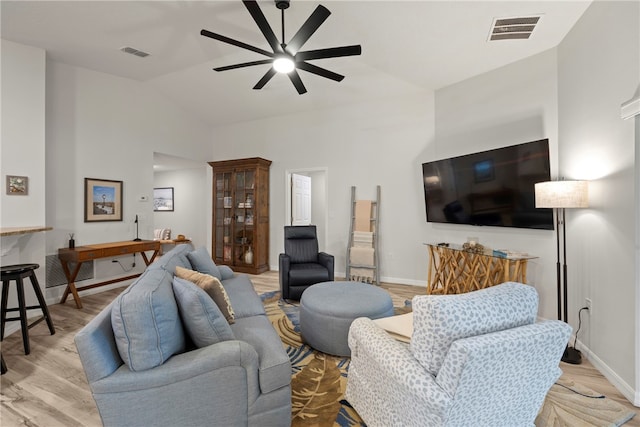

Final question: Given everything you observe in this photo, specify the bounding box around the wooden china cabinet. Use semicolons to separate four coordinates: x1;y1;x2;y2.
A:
209;157;271;274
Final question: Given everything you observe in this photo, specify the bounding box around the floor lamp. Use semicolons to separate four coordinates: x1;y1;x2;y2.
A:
534;180;589;365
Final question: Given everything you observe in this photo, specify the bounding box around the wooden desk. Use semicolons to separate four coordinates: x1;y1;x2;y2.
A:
58;240;160;308
425;243;535;295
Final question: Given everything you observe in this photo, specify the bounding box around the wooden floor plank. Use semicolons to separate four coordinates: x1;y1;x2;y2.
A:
0;271;636;426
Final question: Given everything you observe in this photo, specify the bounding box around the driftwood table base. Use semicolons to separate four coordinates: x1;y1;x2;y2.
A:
426;244;533;295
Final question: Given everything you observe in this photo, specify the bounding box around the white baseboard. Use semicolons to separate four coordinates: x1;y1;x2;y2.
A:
577;339;639;407
270;266;427;289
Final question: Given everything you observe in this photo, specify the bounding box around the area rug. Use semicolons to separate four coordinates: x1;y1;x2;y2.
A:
261;291;636;427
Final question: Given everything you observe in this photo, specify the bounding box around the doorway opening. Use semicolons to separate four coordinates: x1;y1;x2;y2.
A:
285;168;329;252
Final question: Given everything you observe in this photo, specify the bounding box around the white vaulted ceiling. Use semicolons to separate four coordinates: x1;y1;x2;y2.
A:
1;1;591;127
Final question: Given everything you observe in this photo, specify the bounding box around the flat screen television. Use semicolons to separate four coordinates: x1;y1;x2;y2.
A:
422;139;553;230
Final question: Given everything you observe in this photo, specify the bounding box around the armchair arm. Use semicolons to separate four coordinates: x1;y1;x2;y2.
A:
347;318;451;425
279;253;291;298
318;252;334;281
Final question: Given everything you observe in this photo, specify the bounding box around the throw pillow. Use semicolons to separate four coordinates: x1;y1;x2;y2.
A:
148;243;192;273
218;265;235;280
187;246;222;280
172;277;235;348
175;266;235;324
111;269;186;372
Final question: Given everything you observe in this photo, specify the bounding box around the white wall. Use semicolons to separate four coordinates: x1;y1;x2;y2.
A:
44;60;212;300
209;92;435;285
0;40;47;315
430;1;640;402
557;0;639;403
153;167;208;249
432;48;560;321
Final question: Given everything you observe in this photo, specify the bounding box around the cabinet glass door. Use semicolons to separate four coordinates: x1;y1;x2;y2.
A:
215;172;233;262
234;169;255;266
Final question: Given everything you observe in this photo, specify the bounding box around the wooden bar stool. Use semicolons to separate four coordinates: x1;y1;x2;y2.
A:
1;263;55;355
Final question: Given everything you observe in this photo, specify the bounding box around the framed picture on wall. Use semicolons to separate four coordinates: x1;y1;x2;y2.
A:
154;187;174;212
84;178;123;222
6;175;28;195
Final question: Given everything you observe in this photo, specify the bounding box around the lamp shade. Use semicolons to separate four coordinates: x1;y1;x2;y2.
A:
534;180;589;208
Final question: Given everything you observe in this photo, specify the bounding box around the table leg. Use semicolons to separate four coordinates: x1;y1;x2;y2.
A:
502;259;511;282
141;249;160;266
60;260;83;309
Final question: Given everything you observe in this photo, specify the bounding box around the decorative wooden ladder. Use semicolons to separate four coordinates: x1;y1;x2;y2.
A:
346;185;380;285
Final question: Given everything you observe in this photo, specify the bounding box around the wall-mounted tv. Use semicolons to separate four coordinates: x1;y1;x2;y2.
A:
422;139;553;230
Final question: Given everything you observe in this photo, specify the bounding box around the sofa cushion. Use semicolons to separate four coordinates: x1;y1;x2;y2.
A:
111;268;185;372
148;243;193;273
187;246;222;280
410;282;538;376
172;277;235;348
175;266;235;324
231;315;291;393
221;274;266;318
288;263;331;285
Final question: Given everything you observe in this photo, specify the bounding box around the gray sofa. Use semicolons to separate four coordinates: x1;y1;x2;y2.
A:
75;244;292;427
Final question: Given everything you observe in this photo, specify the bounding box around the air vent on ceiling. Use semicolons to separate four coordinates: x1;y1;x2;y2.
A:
120;46;150;58
488;15;542;41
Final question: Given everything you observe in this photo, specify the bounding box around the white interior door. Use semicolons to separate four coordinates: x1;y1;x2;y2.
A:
291;173;312;226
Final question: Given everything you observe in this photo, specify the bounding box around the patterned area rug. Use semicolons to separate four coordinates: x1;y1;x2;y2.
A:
261;291;636;427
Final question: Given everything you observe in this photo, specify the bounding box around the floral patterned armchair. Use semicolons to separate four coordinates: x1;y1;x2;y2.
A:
346;282;571;427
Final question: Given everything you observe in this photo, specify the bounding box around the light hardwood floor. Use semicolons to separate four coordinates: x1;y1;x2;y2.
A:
1;271;637;426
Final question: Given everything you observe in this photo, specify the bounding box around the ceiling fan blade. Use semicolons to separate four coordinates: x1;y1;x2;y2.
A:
243;0;283;54
201;29;273;57
215;59;273;72
296;45;362;61
253;68;277;90
288;70;308;95
285;5;331;55
296;62;344;82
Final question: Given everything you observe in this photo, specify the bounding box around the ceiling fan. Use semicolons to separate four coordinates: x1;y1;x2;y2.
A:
200;0;362;95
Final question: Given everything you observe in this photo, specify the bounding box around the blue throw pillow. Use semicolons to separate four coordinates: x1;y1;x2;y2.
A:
172;277;235;348
187;246;222;280
111;269;186;371
218;265;235;280
148;243;192;273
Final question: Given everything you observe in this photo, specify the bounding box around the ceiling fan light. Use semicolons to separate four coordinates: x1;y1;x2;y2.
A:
273;57;295;73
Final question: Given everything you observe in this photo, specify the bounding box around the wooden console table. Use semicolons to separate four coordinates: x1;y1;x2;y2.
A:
58;240;160;308
425;243;535;295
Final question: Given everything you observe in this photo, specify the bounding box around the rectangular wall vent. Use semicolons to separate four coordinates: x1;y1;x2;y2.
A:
488;15;542;41
46;255;94;288
120;46;150;58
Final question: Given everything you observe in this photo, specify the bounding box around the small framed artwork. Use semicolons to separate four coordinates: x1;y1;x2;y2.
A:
473;159;495;183
84;178;123;222
153;187;174;212
6;175;29;195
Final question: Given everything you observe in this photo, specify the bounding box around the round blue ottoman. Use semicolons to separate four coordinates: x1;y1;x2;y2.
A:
299;281;394;356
